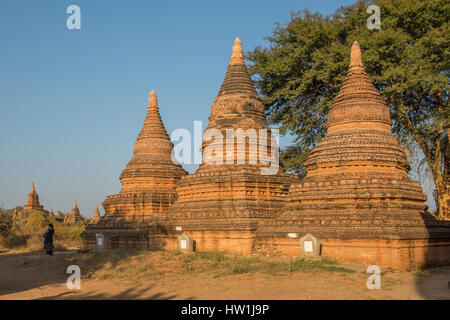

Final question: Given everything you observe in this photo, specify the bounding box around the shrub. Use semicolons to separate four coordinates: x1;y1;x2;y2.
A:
0;208;84;250
0;208;13;238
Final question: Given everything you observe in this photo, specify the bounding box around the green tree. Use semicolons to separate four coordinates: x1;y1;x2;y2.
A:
247;0;449;219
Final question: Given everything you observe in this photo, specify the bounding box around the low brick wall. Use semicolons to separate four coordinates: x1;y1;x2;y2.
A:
82;227;450;271
255;236;450;271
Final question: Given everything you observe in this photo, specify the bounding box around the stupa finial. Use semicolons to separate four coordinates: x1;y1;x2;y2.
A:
31;182;35;193
148;90;158;109
73;200;78;209
94;205;100;217
230;37;244;65
350;41;364;69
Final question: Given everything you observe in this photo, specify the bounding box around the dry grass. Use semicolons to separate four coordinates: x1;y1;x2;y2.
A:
22;249;355;284
0;210;83;251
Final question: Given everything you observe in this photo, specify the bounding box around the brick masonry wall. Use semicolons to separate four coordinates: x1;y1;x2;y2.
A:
255;237;450;271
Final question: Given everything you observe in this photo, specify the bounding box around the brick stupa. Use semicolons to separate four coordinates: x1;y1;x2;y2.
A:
23;183;45;212
156;38;296;253
89;205;101;225
82;91;187;248
102;91;187;224
256;42;450;270
66;200;86;226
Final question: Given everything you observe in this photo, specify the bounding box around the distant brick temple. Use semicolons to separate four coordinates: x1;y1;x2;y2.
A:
82;39;450;270
88;205;101;225
23;183;46;212
65;200;87;226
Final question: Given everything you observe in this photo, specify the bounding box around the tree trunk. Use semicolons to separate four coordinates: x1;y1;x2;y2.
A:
431;130;449;220
397;104;449;220
435;175;449;220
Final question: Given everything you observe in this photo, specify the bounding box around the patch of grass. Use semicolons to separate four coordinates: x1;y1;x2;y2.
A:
225;256;259;275
175;251;355;276
116;265;125;273
288;257;355;273
231;262;249;274
196;251;226;262
414;268;441;279
98;273;112;280
262;261;286;275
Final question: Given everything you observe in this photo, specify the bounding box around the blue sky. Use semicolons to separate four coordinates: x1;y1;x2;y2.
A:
2;0;433;217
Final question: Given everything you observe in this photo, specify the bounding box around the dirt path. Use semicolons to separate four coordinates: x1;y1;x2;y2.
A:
1;249;449;300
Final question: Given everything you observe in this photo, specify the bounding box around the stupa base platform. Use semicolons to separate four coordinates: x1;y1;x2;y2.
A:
82;216;450;271
255;236;450;271
255;212;450;271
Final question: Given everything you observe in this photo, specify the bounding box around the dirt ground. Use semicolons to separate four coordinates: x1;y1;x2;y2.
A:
0;248;449;300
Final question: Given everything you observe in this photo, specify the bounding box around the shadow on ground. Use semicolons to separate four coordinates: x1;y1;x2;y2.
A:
0;248;186;300
37;286;190;300
1;247;449;300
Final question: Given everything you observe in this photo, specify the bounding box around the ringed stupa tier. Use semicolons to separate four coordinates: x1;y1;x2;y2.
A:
158;38;296;253
256;41;450;270
23;183;45;212
97;91;187;226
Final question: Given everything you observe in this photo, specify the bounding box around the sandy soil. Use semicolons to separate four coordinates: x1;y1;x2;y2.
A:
0;249;449;300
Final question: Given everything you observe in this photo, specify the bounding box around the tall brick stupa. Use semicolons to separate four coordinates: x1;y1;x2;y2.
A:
82;91;187;248
256;41;450;270
157;38;296;253
100;90;187;224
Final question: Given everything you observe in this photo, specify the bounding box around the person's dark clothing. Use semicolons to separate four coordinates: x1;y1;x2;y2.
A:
43;228;54;256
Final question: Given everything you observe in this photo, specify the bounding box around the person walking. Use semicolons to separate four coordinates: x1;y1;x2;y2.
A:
43;224;55;256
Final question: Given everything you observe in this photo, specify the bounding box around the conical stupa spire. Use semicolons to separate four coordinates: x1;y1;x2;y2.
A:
73;200;78;209
94;205;101;218
89;205;101;224
349;41;364;69
305;40;410;176
325;40;390;134
31;182;35;193
217;37;258;98
133;90;172;156
117;90;187;193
